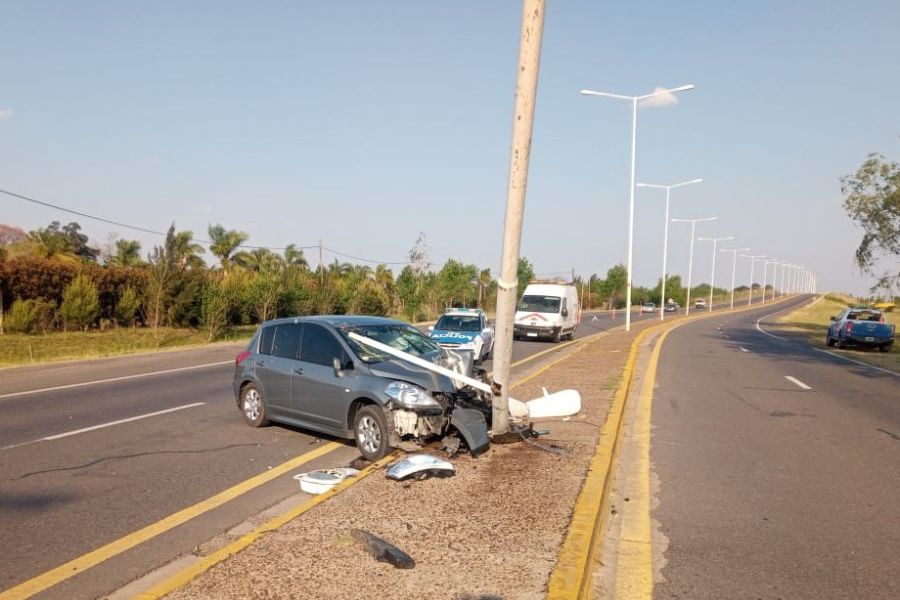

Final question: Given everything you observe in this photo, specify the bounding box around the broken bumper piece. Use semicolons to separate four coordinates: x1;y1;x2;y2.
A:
386;454;455;481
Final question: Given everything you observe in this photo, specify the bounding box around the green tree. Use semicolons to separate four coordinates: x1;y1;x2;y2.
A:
29;221;98;263
349;279;391;316
283;244;309;269
60;273;100;331
517;257;535;298
5;299;38;333
841;152;900;290
208;224;248;271
202;277;240;341
116;286;142;327
600;264;627;309
109;239;143;267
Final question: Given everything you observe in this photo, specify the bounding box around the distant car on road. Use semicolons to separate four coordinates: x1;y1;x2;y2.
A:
640;302;656;314
694;298;707;310
826;307;894;352
664;301;679;313
428;308;494;363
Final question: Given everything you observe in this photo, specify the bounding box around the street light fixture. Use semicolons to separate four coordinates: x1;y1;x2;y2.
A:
672;216;717;315
741;255;766;305
581;83;695;331
720;247;750;309
697;237;733;311
636;178;703;321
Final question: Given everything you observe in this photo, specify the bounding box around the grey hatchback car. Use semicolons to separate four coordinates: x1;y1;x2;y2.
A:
233;315;490;460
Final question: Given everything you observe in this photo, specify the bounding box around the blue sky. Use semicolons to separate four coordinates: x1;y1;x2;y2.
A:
1;1;898;293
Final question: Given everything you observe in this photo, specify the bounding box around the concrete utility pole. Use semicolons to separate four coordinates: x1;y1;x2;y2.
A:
698;236;733;311
491;0;546;437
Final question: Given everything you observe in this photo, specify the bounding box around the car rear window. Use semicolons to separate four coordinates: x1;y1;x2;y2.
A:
259;325;276;356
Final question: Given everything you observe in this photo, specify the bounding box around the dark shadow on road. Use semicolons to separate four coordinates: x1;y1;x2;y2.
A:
0;490;76;512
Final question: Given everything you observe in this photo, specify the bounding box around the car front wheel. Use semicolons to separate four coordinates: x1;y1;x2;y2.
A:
241;384;268;427
353;405;390;461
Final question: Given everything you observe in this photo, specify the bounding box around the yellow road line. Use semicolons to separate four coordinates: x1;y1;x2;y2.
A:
614;325;675;599
547;296;796;599
135;452;398;600
546;325;654;600
0;441;342;600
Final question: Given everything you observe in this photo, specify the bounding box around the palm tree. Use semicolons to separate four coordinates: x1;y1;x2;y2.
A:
234;248;284;274
109;239;143;267
172;231;205;270
208;224;249;271
283;244;309;269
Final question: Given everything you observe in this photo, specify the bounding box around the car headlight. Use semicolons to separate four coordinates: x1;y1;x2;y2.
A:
384;381;441;410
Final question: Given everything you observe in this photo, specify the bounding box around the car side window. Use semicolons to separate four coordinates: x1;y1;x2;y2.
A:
272;324;302;360
259;326;276;356
301;323;347;367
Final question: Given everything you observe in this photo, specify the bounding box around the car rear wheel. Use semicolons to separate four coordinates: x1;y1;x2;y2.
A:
240;384;268;427
837;335;847;349
826;335;835;347
879;343;893;353
354;405;390;461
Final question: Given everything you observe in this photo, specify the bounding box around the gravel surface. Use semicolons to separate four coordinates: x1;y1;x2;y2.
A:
165;332;634;600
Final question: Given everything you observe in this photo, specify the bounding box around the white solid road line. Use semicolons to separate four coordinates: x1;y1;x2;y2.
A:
811;347;900;378
0;361;233;400
0;402;206;451
785;375;812;390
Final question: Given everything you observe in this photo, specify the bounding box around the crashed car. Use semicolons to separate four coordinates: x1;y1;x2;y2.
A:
233;316;491;461
428;308;494;363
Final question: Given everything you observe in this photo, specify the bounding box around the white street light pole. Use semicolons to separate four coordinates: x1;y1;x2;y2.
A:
697;236;733;311
636;178;703;321
780;260;787;298
741;255;765;305
762;259;779;303
672;217;717;315
581;83;695;331
720;247;750;309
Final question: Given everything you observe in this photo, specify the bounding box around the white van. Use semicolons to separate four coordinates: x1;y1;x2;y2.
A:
514;283;580;342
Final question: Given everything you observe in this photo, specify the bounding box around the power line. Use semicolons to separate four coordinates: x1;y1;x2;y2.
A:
0;187;414;264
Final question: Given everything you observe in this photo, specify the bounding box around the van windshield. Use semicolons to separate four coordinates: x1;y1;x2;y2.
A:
339;324;442;364
518;295;561;313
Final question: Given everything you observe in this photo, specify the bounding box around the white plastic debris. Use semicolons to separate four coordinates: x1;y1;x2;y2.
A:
294;468;359;495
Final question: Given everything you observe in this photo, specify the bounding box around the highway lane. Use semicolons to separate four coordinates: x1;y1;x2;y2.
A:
651;297;899;599
0;308;634;599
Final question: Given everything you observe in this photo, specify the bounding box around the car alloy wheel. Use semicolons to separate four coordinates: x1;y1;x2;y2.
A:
357;415;382;455
244;388;262;422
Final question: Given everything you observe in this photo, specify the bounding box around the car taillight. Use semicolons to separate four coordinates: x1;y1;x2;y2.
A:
236;350;251;366
846;322;853;333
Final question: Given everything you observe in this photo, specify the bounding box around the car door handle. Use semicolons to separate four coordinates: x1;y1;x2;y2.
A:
293;367;304;375
257;360;265;367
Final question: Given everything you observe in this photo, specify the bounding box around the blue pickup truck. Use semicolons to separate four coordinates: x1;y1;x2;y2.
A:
826;307;895;352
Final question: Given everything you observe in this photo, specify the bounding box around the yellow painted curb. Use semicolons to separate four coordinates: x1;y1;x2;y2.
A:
0;442;342;600
135;453;398;600
547;297;796;599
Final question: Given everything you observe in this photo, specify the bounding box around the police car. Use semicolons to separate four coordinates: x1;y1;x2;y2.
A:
428;309;494;363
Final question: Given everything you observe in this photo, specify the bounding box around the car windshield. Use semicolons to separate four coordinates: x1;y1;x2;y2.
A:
339;324;442;364
434;315;482;331
518;295;561;313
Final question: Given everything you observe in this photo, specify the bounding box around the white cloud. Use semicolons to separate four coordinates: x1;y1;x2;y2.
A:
0;108;12;120
639;88;679;108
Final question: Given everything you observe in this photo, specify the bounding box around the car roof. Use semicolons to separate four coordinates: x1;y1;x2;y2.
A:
259;315;402;328
440;309;483;317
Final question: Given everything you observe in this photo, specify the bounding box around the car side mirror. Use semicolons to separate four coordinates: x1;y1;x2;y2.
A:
332;357;345;378
483;327;491;334
561;309;569;318
830;316;836;321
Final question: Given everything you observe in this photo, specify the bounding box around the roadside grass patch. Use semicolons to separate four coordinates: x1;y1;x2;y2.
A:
776;296;898;372
0;326;255;367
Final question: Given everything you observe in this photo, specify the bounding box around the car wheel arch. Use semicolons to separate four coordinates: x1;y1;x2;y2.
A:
347;396;382;432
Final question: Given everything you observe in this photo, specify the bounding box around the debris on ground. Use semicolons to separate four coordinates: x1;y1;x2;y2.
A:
294;468;359;495
350;529;415;569
439;434;462;457
385;454;455;481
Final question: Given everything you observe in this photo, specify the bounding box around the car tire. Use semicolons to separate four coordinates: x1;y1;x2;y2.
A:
552;329;562;343
826;335;835;347
353;405;390;461
837;335;847;349
879;343;893;353
240;383;269;427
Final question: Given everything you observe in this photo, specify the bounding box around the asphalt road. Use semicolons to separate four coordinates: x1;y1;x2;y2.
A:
0;308;639;599
651;296;899;599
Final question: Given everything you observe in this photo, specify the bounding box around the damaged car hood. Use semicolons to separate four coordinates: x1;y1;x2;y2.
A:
369;353;461;394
